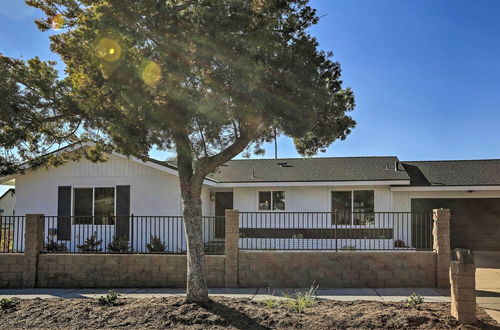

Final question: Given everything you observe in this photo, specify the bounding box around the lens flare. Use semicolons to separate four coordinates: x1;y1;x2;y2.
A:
51;14;65;30
141;61;162;86
95;38;122;62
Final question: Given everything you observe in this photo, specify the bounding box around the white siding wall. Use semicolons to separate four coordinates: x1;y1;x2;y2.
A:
233;185;393;212
14;155;212;216
0;190;15;216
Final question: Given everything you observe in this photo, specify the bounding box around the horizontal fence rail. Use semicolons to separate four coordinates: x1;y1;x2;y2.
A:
0;216;25;253
239;212;433;251
42;215;225;255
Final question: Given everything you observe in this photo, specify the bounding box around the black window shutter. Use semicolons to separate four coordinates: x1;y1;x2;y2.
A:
116;185;130;240
57;186;72;240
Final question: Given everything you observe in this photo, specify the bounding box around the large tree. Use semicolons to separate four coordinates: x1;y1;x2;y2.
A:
1;0;355;302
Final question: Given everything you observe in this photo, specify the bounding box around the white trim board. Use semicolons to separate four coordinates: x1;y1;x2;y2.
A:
391;186;500;192
215;180;410;188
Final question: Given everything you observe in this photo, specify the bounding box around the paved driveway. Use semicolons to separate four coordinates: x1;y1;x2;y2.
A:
476;252;500;322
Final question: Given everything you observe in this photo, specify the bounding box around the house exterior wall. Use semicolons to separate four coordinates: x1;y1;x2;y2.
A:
14;155;212;217
0;190;15;216
233;185;393;212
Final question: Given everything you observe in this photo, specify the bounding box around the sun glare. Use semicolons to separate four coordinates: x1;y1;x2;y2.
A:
141;61;162;86
95;38;122;62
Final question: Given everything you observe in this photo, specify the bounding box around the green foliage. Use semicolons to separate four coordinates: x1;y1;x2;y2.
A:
107;236;130;253
3;0;355;175
404;293;424;308
146;235;167;253
0;298;20;310
263;284;318;313
394;239;408;248
77;233;102;252
283;284;318;313
262;298;280;309
96;290;119;306
45;238;68;252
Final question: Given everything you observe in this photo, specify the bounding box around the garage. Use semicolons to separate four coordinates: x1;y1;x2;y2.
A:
411;198;500;251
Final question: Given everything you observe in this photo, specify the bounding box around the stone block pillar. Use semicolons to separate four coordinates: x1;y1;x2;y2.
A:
433;208;451;288
23;214;44;287
224;209;239;288
450;248;476;324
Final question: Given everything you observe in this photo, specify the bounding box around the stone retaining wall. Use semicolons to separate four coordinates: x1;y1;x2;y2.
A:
37;254;225;288
238;251;437;288
0;254;25;288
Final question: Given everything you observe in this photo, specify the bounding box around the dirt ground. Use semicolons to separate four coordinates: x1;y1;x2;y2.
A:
0;297;498;329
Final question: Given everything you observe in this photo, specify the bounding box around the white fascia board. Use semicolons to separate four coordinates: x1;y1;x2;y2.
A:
214;180;410;188
391;185;500;192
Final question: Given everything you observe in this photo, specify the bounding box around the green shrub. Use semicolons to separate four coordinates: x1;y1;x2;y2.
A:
283;284;318;313
0;298;19;310
404;293;424;308
45;238;68;252
107;236;130;253
96;290;119;306
77;233;102;252
394;239;408;248
146;235;167;253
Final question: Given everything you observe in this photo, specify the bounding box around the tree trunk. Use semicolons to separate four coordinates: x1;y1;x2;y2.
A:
181;183;209;303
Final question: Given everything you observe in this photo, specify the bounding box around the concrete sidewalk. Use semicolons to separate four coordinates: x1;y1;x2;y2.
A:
0;287;448;303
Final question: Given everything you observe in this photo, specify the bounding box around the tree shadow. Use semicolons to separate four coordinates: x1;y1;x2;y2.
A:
199;300;271;330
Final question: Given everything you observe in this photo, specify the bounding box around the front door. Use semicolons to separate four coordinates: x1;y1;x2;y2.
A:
215;192;233;238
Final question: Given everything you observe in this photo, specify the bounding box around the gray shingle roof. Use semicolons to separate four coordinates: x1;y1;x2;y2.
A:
207;157;410;183
402;160;500;186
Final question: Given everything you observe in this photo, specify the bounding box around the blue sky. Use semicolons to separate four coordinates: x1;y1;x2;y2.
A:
1;0;500;194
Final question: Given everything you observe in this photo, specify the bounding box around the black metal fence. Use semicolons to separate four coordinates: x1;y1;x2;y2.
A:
42;215;225;254
0;216;25;253
239;211;433;251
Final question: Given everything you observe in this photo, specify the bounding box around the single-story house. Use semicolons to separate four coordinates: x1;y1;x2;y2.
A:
1;147;499;252
0;188;15;217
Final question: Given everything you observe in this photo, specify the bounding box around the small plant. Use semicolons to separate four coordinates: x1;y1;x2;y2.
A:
146;235;167;253
394;239;408;248
283;284;318;313
45;238;68;252
341;245;357;251
77;233;102;252
107;236;130;253
291;233;304;239
262;298;280;309
0;297;20;310
96;290;119;306
404;293;424;308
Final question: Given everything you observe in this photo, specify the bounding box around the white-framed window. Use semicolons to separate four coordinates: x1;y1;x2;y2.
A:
258;190;285;211
73;187;115;225
331;190;374;225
